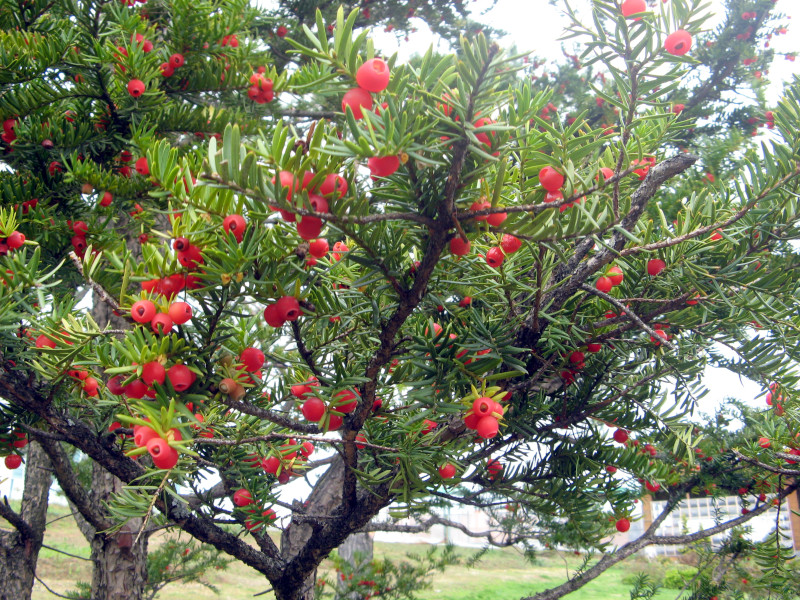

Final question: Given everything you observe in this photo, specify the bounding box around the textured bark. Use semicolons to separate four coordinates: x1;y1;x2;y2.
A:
88;463;148;600
0;441;53;600
84;293;149;600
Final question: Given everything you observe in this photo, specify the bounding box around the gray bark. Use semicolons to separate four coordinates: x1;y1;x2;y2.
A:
0;441;53;600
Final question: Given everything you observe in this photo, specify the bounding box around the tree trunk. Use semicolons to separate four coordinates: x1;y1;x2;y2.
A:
0;440;53;600
88;463;148;600
81;291;148;600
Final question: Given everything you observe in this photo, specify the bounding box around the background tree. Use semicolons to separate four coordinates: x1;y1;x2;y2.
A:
1;2;799;600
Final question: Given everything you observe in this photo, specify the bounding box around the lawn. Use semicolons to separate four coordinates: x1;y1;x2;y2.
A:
27;504;684;600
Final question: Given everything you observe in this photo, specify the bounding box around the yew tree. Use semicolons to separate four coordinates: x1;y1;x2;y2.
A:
1;1;800;600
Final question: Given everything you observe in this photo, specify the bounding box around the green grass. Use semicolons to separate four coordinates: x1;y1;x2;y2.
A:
28;503;685;600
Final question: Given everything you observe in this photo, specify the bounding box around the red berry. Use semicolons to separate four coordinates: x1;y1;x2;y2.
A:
135;157;149;176
159;62;174;77
607;265;624;286
539;166;564;192
167;364;195;391
367;155;400;178
131;300;156;323
264;303;285;327
142;361;166;386
301;397;326;421
615;518;631;533
296;216;323;240
472;397;493;417
309;238;329;258
240;347;265;372
151;313;173;334
476;416;499;439
100;191;113;207
71;235;87;253
500;234;522;254
587;343;602;353
169;53;185;68
621;0;646;18
319;174;348;199
334;390;358;413
72;220;89;235
127;79;145;97
665;30;692;56
7;231;25;249
449;237;470;256
356;58;391;93
147;437;179;469
107;375;127;395
341;87;373;119
233;488;253;507
262;455;281;474
275;296;301;321
124;379;147;399
485;247;504;268
168;302;192;325
134;425;160;448
223;214;247;242
613;428;629;444
276;25;288;38
438;463;456;479
4;454;22;469
35;334;55;349
647;258;666;276
486;210;507;227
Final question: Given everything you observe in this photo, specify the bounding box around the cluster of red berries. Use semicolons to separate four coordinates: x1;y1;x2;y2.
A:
269;169;348;239
141;273;202;298
463;396;505;439
248;70;275;104
0;230;25;255
649;323;670;346
133;424;181;469
160;52;186;78
67;367;101;397
220;34;239;48
108;362;196;400
342;58;391;119
1;431;27;469
172;236;204;270
263;295;302;328
130;298;193;335
298;382;363;431
219;347;266;400
595;264;624;293
630;155;656;180
233;488;279;531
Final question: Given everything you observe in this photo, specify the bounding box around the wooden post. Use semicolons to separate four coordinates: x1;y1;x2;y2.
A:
787;487;800;551
641;494;654;531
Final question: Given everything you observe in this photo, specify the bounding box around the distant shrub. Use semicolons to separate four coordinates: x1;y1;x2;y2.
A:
663;567;699;589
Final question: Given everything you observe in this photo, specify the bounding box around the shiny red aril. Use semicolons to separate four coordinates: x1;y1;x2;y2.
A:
240;347;265;372
647;258;666;276
367;155;400;178
167;364;195;391
35;334;56;349
275;296;301;321
607;265;624;286
134;424;159;448
107;375;127;395
472;396;494;417
169;53;185;68
223;214;247;242
168;302;192;325
263;303;285;328
296;216;322;240
341;87;373;119
147;437;179;469
301;397;326;421
356;58;390;92
7;231;25;249
262;455;281;474
486;210;507;227
4;454;22;469
621;0;646;18
613;428;629;444
308;194;329;213
327;414;343;431
127;79;145;97
449;237;470;256
476;416;499;439
539;166;564;192
300;441;314;457
438;463;456;479
135;157;149;176
131;300;156;323
309;238;329;258
485;247;504;268
319;174;348;199
334;390;358;413
125;379;148;399
587;343;602;353
233;488;253;507
142;361;166;386
500;234;522;254
665;30;692;56
615;518;631;533
151;313;173;334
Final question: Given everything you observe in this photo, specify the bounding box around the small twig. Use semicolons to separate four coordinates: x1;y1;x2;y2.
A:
134;469;171;548
41;543;92;561
195;433;399;453
68;251;123;313
580;284;677;352
34;574;74;599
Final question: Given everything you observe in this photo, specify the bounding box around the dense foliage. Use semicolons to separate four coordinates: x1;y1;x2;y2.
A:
1;1;799;600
